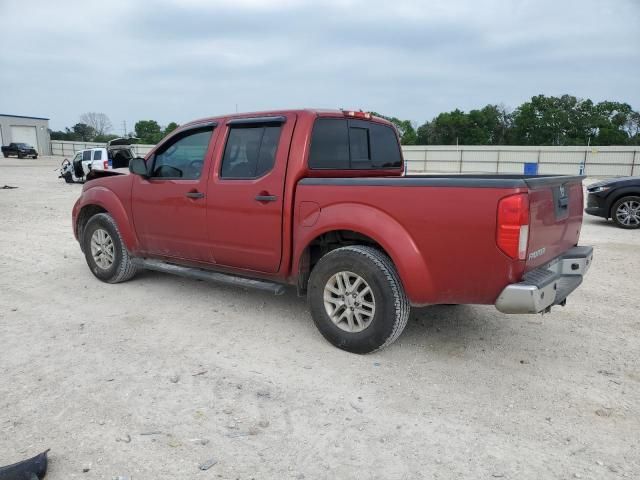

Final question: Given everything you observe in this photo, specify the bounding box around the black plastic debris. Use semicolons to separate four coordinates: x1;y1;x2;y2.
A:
1;185;18;189
0;449;49;480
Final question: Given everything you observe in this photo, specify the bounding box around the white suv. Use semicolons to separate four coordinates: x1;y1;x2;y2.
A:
59;139;134;183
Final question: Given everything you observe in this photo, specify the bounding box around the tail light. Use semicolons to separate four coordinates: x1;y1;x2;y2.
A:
343;110;372;119
497;193;529;260
103;160;109;169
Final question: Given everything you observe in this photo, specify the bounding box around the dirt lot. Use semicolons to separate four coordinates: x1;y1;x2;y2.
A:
1;157;638;479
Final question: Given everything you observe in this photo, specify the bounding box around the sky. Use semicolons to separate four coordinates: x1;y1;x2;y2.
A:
1;0;639;132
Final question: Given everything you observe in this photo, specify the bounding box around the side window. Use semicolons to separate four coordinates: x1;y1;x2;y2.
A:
369;122;402;168
151;126;214;179
220;125;282;179
93;150;102;160
82;150;92;161
308;119;349;169
309;118;402;169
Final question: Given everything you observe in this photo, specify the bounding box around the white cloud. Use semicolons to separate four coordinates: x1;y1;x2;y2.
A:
0;0;638;130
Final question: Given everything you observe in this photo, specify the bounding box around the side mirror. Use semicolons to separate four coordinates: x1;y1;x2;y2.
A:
129;157;149;177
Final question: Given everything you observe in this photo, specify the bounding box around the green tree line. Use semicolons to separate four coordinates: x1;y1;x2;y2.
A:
51;95;640;147
50;115;180;144
376;94;640;146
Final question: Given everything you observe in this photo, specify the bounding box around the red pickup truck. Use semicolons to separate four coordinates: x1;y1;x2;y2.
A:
72;109;593;353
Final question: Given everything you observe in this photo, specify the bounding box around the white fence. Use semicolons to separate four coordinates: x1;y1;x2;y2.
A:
50;140;155;158
50;141;640;177
402;145;640;177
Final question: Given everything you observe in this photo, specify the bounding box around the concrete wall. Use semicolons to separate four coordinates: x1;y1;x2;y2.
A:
50;140;154;158
0;114;51;155
403;145;640;177
50;141;640;177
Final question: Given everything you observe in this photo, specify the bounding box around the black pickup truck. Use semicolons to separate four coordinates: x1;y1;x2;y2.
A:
2;143;38;159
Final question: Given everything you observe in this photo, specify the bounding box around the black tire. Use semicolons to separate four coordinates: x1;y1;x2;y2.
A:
62;172;74;184
611;196;640;229
33;155;38;159
2;153;7;158
308;245;410;354
82;213;139;283
17;153;24;159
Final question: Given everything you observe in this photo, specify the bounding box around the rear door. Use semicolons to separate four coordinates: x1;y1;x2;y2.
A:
206;114;296;273
525;176;584;270
92;149;104;169
81;150;93;175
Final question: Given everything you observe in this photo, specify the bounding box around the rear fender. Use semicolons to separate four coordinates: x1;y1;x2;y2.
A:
77;186;139;252
293;202;434;305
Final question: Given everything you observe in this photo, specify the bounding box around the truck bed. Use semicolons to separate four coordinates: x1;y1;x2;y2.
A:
296;174;585;306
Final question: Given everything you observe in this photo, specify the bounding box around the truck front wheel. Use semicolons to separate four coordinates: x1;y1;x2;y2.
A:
308;245;410;353
82;213;139;283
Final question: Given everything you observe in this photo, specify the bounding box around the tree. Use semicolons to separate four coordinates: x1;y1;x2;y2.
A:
72;123;96;141
135;120;163;144
372;113;417;145
79;112;112;137
164;122;180;137
50;130;70;141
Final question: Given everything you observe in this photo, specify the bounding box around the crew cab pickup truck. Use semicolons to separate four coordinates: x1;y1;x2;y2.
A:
2;142;38;158
72;109;593;353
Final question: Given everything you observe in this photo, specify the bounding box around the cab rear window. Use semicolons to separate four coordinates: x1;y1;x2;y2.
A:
308;118;402;170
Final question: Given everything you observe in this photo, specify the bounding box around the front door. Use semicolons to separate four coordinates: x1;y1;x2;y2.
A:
206;114;296;273
131;124;217;262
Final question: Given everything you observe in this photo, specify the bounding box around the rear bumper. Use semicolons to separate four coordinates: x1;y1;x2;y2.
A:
495;246;593;314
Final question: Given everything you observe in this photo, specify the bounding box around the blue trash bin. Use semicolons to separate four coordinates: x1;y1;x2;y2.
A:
524;162;539;175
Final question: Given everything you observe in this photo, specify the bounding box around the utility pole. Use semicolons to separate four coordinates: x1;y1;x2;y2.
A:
122;120;127;137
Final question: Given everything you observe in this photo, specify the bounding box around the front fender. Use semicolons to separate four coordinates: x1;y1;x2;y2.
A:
75;186;139;253
293;202;434;305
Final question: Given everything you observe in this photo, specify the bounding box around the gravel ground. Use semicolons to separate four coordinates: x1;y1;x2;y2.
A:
1;157;638;479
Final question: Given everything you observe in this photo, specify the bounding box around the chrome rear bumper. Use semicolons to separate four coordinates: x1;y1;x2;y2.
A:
495;246;593;314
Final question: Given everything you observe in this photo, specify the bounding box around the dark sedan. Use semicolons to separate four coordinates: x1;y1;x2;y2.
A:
585;176;640;229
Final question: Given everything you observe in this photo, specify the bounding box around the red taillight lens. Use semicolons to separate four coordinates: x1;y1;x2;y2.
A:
497;193;529;260
103;160;109;169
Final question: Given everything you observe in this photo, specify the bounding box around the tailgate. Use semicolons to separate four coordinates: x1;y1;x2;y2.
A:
525;176;585;270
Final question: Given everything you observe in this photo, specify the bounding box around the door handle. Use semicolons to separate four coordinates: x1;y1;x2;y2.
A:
255;194;277;202
186;191;205;199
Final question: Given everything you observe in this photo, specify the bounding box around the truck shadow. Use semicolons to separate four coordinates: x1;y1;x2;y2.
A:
399;304;511;354
134;270;509;354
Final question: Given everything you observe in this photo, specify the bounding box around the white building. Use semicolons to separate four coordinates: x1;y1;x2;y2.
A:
0;114;51;155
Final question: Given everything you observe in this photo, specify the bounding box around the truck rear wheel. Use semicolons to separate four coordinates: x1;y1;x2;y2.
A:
82;213;139;283
308;245;410;353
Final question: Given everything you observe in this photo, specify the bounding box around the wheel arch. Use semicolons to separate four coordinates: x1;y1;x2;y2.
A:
292;202;434;305
75;187;139;253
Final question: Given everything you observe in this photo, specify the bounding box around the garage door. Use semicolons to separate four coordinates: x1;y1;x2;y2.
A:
11;125;38;148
